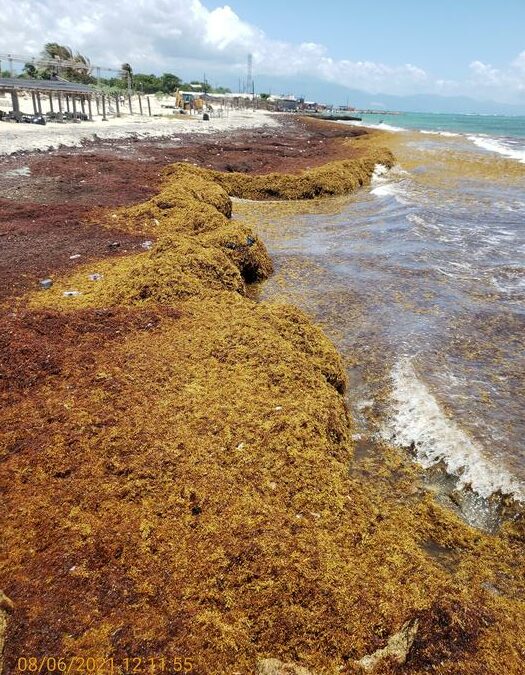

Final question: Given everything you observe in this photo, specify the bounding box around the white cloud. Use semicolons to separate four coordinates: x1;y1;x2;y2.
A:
205;5;260;51
0;0;523;102
468;56;525;96
469;60;502;84
511;50;525;73
0;0;428;94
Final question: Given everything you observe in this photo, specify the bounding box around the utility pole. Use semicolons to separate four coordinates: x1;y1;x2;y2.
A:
246;53;253;96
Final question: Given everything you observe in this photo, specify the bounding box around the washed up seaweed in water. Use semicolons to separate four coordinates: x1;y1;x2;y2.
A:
2;137;525;674
162;149;395;201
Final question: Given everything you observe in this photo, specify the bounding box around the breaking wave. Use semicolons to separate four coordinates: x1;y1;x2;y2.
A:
467;135;525;163
383;358;524;501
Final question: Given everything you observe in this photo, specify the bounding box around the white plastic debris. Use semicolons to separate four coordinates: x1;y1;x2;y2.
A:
63;291;81;297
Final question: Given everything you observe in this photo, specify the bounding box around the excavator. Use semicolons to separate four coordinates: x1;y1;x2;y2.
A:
174;88;205;112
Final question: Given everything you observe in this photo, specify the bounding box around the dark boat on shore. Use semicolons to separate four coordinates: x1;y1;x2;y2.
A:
304;112;362;121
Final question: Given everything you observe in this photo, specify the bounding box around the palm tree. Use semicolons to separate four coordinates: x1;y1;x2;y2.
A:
40;43;93;83
42;43;74;62
22;63;38;79
121;63;133;91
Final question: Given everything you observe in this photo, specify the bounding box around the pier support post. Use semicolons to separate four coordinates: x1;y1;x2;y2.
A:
48;94;54;113
11;91;20;113
102;94;107;121
72;96;77;120
128;94;133;114
87;96;93;121
36;92;42;114
11;91;20;112
138;94;143;115
147;96;151;116
115;95;120;117
31;92;38;114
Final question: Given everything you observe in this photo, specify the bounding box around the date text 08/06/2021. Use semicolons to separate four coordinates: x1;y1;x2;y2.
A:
16;655;194;673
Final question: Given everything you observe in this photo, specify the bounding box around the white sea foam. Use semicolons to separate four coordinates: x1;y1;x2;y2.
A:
467;135;525;163
372;122;406;132
420;130;461;138
382;358;524;500
346;120;406;132
371;163;390;179
370;183;401;198
370;165;411;203
490;272;525;294
434;266;481;281
407;213;425;225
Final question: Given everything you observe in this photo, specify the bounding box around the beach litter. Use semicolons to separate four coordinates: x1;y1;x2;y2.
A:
39;279;53;290
4;166;31;177
69;254;81;260
88;273;103;282
63;291;81;297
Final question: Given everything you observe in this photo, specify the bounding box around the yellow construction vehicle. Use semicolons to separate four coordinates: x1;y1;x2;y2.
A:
175;89;204;112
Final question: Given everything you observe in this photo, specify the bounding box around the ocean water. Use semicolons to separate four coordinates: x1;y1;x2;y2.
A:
352;111;525;163
238;114;525;521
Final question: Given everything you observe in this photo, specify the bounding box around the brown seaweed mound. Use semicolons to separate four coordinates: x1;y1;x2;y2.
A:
30;237;246;308
2;138;525;675
105;170;233;238
163;149;395;200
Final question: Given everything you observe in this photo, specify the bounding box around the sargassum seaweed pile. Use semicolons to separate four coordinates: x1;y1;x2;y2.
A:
1;145;524;674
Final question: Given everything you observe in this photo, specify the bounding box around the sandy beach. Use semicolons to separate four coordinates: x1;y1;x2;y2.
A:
0;107;278;156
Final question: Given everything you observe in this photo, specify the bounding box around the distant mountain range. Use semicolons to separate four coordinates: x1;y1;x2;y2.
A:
243;74;525;115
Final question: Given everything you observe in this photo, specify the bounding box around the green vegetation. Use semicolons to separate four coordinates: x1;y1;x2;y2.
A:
10;43;232;96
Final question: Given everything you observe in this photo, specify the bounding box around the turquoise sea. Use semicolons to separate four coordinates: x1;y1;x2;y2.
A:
352;112;525;163
357;111;525;137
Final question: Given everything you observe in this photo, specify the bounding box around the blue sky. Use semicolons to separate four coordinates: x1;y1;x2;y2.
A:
1;0;524;110
221;0;524;74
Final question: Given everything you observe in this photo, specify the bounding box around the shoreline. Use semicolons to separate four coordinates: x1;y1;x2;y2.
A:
1;116;524;673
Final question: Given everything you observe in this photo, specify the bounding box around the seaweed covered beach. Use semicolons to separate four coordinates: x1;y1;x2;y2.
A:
1;115;524;674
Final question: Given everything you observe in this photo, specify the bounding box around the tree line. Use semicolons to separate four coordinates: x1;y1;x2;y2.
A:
5;43;231;95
